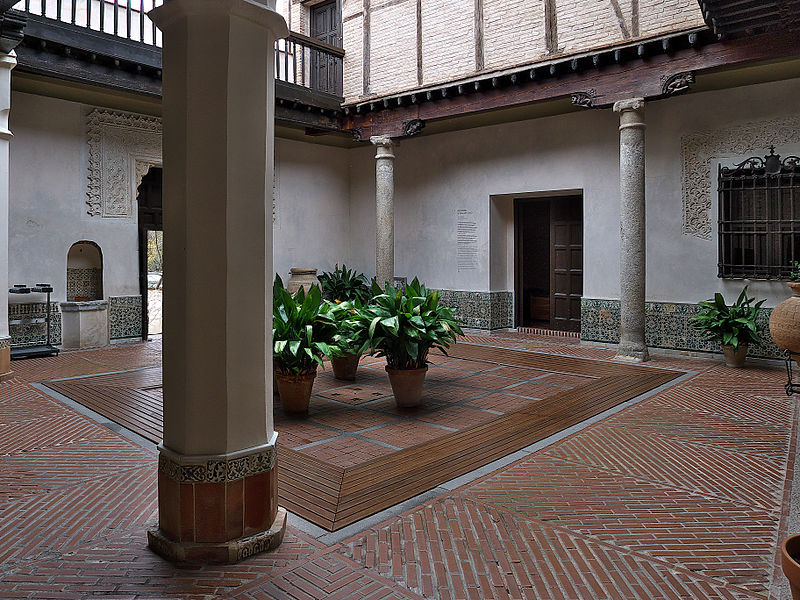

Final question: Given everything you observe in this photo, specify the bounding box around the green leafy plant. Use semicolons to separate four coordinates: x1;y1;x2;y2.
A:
789;261;800;282
319;264;371;304
690;286;765;350
328;299;369;357
354;277;464;369
272;275;340;375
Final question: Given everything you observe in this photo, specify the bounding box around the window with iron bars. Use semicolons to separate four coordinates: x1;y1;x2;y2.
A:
718;148;800;280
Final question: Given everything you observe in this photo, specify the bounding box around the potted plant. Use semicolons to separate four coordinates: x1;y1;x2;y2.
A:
691;286;765;368
770;260;800;363
272;275;339;415
319;264;372;304
328;299;368;381
782;535;800;600
355;278;463;407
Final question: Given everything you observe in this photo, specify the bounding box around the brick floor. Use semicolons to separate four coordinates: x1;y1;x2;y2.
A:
0;335;795;599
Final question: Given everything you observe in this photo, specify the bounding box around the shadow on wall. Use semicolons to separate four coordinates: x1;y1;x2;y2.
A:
67;241;103;301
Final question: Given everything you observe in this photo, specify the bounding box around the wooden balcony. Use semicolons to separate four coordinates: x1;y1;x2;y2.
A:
12;0;345;131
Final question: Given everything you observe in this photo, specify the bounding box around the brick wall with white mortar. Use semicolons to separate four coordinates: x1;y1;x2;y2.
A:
289;0;705;102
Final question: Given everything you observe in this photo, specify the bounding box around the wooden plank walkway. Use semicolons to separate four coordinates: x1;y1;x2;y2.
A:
43;343;682;531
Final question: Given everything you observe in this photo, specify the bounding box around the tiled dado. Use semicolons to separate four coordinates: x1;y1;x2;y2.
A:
9;302;62;347
438;290;513;330
149;442;285;564
109;295;142;339
581;298;784;359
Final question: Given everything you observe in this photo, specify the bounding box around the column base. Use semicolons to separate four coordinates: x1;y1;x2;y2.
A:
151;439;283;564
0;338;12;380
148;506;287;564
615;344;650;363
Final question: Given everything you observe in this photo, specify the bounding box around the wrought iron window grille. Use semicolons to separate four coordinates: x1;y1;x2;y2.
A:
718;147;800;280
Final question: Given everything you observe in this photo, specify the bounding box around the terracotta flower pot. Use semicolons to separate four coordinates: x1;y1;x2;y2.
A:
385;366;428;408
274;370;317;415
782;533;800;600
721;343;748;368
331;353;360;381
770;282;800;365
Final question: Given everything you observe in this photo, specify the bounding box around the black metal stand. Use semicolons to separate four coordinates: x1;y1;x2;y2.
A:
8;283;59;359
784;350;800;397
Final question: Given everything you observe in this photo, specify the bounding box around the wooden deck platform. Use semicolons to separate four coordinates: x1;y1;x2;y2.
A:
44;343;681;531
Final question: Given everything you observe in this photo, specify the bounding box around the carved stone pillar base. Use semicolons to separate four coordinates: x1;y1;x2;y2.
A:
0;338;11;380
615;343;650;363
147;441;284;564
148;508;286;565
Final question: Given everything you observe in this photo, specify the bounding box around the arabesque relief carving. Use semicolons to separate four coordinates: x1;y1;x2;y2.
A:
681;115;800;239
86;109;162;218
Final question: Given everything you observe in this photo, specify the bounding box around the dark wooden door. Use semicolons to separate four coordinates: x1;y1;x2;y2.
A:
310;0;342;95
550;197;583;332
137;167;163;340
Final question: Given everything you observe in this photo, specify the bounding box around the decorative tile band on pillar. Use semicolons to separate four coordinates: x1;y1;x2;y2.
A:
371;135;395;287
613;97;649;362
148;436;285;564
581;298;784;359
0;336;10;380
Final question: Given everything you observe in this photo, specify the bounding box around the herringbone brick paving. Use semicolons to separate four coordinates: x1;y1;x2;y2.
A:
0;336;796;599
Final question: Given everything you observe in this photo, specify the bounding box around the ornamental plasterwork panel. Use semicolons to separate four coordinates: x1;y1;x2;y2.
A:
681;114;800;239
86;109;162;218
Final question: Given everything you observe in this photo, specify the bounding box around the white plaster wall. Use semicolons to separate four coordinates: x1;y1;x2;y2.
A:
273;138;351;280
348;107;618;294
9;94;353;305
348;77;800;310
10;92;139;303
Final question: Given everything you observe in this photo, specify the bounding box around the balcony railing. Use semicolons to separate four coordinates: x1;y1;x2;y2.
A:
15;0;344;98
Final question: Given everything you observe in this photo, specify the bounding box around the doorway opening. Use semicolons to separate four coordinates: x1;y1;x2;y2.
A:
137;167;163;340
310;0;343;95
514;195;583;332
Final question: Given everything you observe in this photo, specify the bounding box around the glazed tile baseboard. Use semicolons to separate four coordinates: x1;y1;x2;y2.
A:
581;298;783;359
109;295;143;340
438;290;513;330
9;302;62;347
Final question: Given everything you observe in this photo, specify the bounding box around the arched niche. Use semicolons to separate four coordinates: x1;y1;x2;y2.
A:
67;241;103;301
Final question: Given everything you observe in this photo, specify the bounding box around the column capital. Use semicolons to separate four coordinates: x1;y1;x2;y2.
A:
149;0;287;36
613;97;645;114
370;135;395;159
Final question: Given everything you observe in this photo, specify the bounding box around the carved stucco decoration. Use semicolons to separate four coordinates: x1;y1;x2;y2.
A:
681;114;800;239
86;109;162;218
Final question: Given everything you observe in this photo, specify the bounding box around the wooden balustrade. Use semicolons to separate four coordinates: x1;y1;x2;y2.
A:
15;0;344;97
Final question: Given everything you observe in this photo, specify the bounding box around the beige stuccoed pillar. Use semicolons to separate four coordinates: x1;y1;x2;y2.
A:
147;0;288;564
371;135;395;286
0;51;15;380
614;98;649;362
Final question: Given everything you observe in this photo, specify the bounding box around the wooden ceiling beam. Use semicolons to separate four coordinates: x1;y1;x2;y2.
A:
345;30;800;140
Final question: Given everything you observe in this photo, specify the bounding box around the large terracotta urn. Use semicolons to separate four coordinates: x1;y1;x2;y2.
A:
286;268;320;295
769;282;800;363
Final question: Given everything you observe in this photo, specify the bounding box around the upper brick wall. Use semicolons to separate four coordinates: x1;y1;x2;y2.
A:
290;0;706;103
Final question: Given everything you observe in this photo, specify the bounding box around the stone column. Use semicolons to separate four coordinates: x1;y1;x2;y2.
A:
147;0;288;564
614;98;649;362
0;50;14;380
371;135;395;286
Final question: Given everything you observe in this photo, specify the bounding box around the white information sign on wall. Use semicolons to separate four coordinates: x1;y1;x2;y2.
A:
457;209;478;272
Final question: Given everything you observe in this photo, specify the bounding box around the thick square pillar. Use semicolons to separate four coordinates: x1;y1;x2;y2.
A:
147;0;288;563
